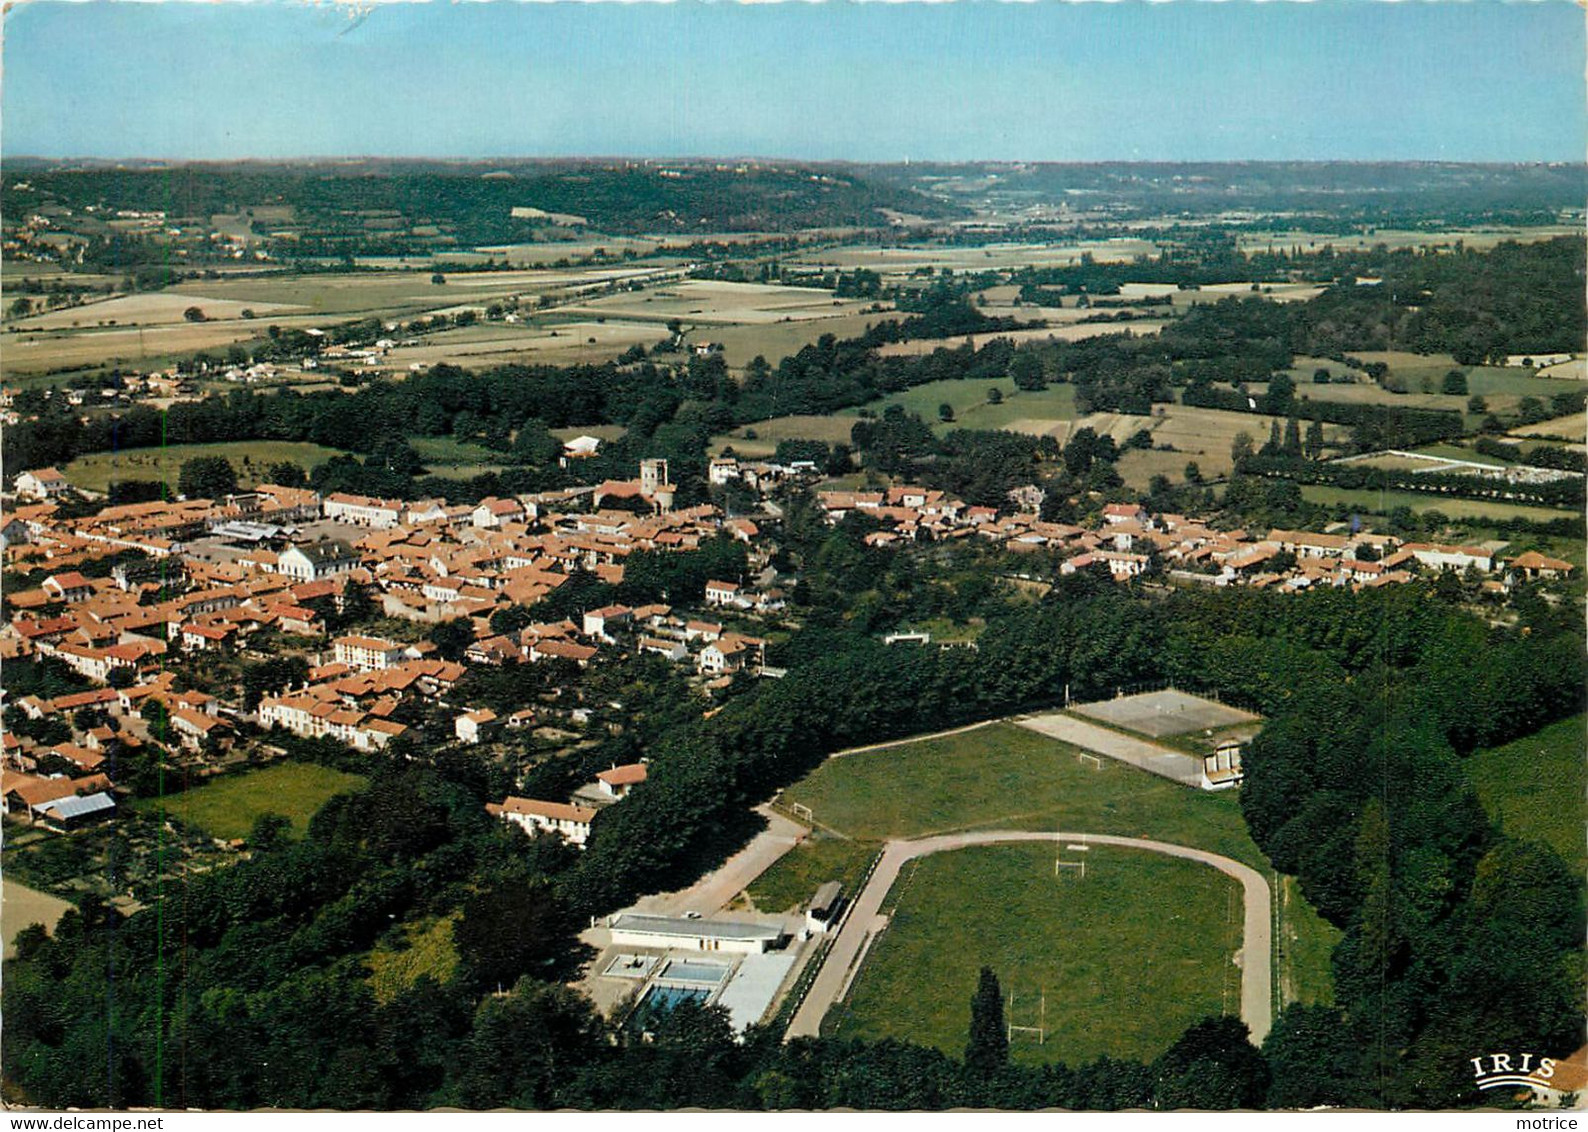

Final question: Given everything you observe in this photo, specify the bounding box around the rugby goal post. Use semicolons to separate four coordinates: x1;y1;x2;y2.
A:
790;802;814;823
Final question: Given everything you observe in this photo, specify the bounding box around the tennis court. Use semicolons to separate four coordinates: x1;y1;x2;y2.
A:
1071;689;1259;738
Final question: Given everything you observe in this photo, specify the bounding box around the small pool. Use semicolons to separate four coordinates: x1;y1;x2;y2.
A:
640;984;711;1011
662;959;732;986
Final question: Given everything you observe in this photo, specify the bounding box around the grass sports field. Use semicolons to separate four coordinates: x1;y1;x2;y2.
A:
775;721;1335;1022
824;842;1242;1064
65;440;346;493
1466;715;1586;874
135;762;367;842
781;723;1264;867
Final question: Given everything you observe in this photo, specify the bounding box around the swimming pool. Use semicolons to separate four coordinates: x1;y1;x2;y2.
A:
662;959;732;986
639;984;711;1011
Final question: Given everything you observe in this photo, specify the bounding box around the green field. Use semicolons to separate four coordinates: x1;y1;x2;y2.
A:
64;440;346;493
786;723;1264;868
1297;484;1580;526
1466;715;1586;873
845;379;1081;435
825;843;1241;1064
1276;876;1341;1007
746;835;878;915
136;762;367;842
781;721;1335;1010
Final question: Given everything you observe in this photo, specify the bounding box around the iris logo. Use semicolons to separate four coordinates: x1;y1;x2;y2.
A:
1471;1053;1559;1091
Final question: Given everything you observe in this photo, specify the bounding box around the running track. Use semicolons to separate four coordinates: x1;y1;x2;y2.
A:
784;830;1272;1045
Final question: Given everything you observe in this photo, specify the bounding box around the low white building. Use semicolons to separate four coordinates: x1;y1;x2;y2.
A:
489;796;597;848
607;913;786;955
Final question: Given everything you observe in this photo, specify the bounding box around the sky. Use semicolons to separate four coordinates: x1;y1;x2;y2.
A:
3;1;1584;163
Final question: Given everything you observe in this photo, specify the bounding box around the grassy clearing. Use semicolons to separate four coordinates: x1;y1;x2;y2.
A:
826;843;1240;1064
1297;484;1579;526
1277;876;1341;1008
1466;715;1586;874
745;836;879;915
711;414;860;458
366;915;460;1004
135;762;367;842
64;440;346;493
410;435;507;468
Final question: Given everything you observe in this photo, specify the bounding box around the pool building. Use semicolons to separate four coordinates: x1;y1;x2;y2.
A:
607;913;787;954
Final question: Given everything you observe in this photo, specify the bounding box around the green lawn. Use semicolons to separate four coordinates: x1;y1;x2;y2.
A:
746;835;879;915
825;843;1241;1064
840;379;1080;434
1276;876;1341;1008
136;762;367;842
410;434;505;468
1466;715;1586;874
65;440;346;493
784;723;1266;870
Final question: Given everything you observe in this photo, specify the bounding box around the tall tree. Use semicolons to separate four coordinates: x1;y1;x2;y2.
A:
965;966;1009;1075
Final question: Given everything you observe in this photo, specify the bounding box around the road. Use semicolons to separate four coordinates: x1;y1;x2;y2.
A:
1014;712;1203;786
784;830;1272;1046
628;804;807;918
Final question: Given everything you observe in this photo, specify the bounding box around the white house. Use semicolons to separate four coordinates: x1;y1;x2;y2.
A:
488;796;597;848
14;468;71;501
333;635;407;671
276;540;360;582
455;709;500;745
595;763;647;799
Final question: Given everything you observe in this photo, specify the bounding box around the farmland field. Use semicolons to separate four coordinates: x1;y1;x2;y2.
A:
708;312;889;369
383;319;661;370
847;378;1080;432
824;843;1241;1064
874;320;1169;357
561;279;880;326
711;414;862;458
64;440;347;494
1465;716;1586;874
1511;412;1588;441
135;762;368;842
13;291;303;330
1234;225;1583;254
1297;484;1580;525
2;321;290;378
784;239;1161;274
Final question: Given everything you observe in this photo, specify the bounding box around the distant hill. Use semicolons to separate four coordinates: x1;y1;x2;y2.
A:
0;160;965;247
857;161;1588;222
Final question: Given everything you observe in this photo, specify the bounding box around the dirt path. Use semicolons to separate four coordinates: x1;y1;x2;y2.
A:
2;878;74;959
629;805;807;918
784;830;1272;1046
828;719;1000;760
1014;712;1203;785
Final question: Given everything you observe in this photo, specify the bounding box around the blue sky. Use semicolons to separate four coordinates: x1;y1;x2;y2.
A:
4;2;1583;162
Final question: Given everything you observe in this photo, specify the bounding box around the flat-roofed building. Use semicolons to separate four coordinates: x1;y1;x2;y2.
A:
607;913;787;955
